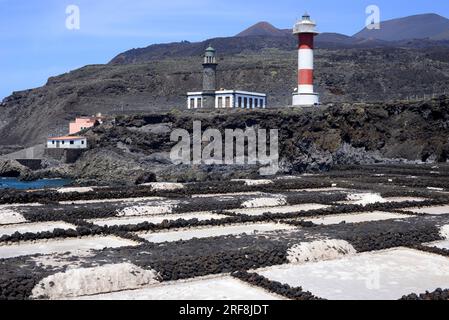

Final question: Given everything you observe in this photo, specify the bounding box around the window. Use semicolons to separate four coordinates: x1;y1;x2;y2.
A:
238;97;242;108
70;141;74;145
260;99;264;108
249;98;253;109
244;98;248;108
190;98;195;109
225;97;231;108
218;97;223;108
62;141;65;145
52;141;55;145
197;98;202;108
255;99;259;108
81;141;85;145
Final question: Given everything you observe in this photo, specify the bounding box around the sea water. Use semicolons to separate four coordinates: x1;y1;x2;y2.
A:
0;177;72;190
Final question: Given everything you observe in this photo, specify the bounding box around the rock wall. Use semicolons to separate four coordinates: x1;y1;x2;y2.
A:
61;96;449;184
44;149;85;164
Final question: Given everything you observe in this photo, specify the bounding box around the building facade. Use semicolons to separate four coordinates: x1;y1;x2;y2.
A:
69;114;104;135
188;90;266;109
187;46;267;109
47;136;87;149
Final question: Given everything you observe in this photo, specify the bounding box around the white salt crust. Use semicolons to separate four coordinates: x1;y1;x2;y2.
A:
140;182;185;191
231;179;273;186
229;204;329;216
0;236;138;259
256;248;449;300
31;263;160;299
117;202;178;217
400;205;449;215
440;225;449;239
57;187;94;194
0;208;27;225
138;223;295;243
191;192;265;198
287;239;357;264
241;196;287;209
59;197;165;205
89;212;229;227
0;221;76;237
73;275;284;300
301;211;414;226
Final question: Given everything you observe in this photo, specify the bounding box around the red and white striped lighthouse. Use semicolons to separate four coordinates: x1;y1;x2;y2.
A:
292;13;319;106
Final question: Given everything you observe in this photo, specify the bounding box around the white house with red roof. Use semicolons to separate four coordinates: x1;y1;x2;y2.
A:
46;136;87;149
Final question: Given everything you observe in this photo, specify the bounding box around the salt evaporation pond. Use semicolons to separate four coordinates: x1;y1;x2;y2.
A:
302;211;414;226
138;223;295;243
75;276;284;300
0;221;76;237
0;236;138;259
256;248;449;300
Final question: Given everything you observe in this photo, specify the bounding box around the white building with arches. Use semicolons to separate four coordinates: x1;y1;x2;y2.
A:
187;46;267;110
188;90;266;110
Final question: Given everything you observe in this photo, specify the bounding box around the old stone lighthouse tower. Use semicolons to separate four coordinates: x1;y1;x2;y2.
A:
202;46;218;109
187;46;267;109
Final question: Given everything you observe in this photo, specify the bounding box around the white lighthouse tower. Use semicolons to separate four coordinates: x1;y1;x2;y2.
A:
292;13;320;107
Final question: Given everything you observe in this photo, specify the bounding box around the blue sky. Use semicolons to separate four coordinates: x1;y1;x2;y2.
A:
1;0;449;100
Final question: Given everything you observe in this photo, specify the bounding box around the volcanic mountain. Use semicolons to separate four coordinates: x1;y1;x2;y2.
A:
236;21;290;37
354;13;449;41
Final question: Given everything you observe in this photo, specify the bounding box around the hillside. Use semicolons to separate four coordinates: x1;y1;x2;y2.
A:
110;29;400;65
355;13;449;41
2;46;449;150
4;96;449;185
2;13;449;150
